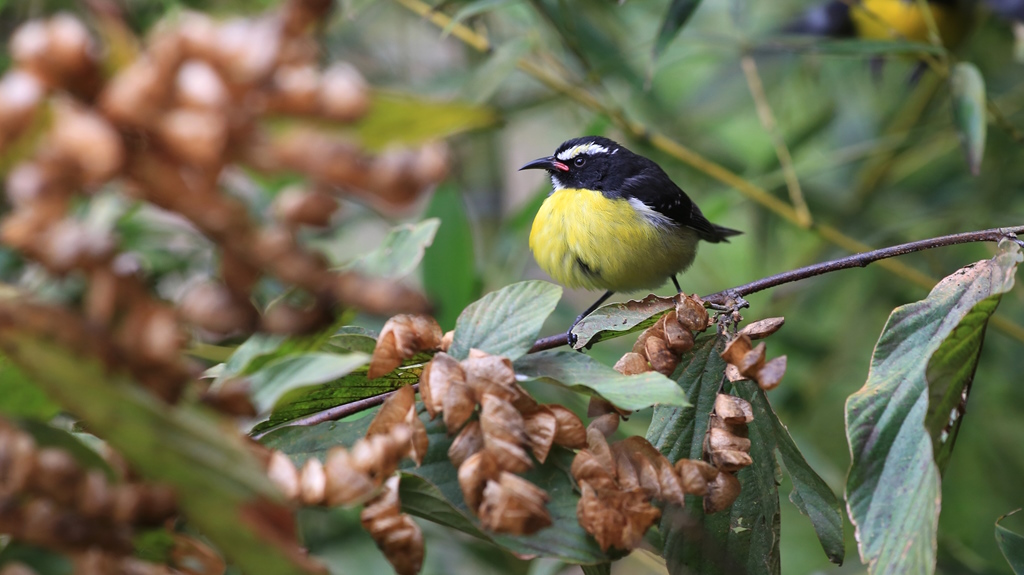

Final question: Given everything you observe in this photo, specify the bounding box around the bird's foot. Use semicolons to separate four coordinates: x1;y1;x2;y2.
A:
566;329;578;349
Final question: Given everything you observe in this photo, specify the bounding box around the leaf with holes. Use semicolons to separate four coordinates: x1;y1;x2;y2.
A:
846;241;1020;575
571;294;676;350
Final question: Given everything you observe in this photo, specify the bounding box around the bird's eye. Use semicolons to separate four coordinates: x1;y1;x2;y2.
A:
574;157;586;167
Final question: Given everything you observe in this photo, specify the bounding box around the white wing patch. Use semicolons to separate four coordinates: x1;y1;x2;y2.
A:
628;198;675;229
556;142;610;161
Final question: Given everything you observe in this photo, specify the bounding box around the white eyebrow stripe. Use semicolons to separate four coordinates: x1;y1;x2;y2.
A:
628;198;675;228
556;143;610;161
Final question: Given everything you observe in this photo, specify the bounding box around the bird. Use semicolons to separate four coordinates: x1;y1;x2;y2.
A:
785;0;970;47
520;136;741;346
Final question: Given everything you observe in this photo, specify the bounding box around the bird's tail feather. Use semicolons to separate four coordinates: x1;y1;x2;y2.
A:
709;224;743;243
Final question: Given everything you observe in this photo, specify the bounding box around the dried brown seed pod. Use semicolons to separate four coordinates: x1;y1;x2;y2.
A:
368;315;443;379
156;108;229;166
299;458;326;506
440;330;454;352
674;458;719;497
175;60;230;110
663;316;695;355
349;426;412;481
366;385;416;438
613;352;649;375
704;471;741;514
447;420;483;468
50;99;124;186
267;451;300;501
482;436;533;474
442;379;476;435
588;412;620;438
77;470;114;519
720;333;753;366
0;70;45;139
323;447;376;506
98;58;166;127
548;405;586;449
178;281;258;334
570;450;616;491
714;394;754;424
419;352;463;419
736;342;767;379
675;294;709;332
708;449;753;473
32;447;83;506
707;426;752;456
584;426;615;472
739;317;785;340
458;450;499;511
273;185;339;228
576;481;659;552
644;335;678;376
523;408;557;464
479;393;526;445
268;65;321;114
461;353;518;401
413;141;449;185
757;356;787;391
361;476;424;575
319;63;370;121
477;472;551;535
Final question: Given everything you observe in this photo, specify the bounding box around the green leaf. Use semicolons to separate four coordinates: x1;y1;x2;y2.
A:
265;412;609;564
248;351;371;414
448;280;562;361
0;315;322;575
572;294;675;349
648;334;782;575
514;351;689;410
252;367;420;435
214;314;352;384
996;509;1024;574
354;92;498;151
950;62;987;175
846;242;1020;575
422;186;481;330
768;400;844;564
350;218;440;279
0;358;61;421
653;0;704;59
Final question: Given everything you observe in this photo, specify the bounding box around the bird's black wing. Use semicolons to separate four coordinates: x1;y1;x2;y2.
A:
618;167;739;243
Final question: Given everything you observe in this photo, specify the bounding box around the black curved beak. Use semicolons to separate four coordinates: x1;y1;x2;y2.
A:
519;156;569;172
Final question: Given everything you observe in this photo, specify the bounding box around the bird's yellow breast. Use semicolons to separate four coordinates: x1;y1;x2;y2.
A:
529;188;699;292
851;0;964;45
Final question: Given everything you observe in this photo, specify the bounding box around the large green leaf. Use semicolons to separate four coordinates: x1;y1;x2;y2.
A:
350;218;440;279
422;186;481;330
447;280;562;361
264;412;609;564
571;294;675;350
653;0;703;59
950;62;987;175
996;510;1024;574
846;242;1020;575
647;335;782;575
514;350;689;410
248;351;371;414
0;310;321;575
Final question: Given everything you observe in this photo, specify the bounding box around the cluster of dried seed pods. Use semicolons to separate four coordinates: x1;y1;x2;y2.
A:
721;317;787;390
615;294;710;377
0;421;178;565
264;386;424;575
367;315;444;379
418;349;587;535
0;0;444;403
696;393;755;512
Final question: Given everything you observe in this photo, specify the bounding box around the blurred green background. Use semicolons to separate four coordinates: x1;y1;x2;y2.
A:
2;0;1024;573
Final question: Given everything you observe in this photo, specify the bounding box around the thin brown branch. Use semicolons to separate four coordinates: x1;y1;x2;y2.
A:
528;226;1024;353
250;384;419;440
